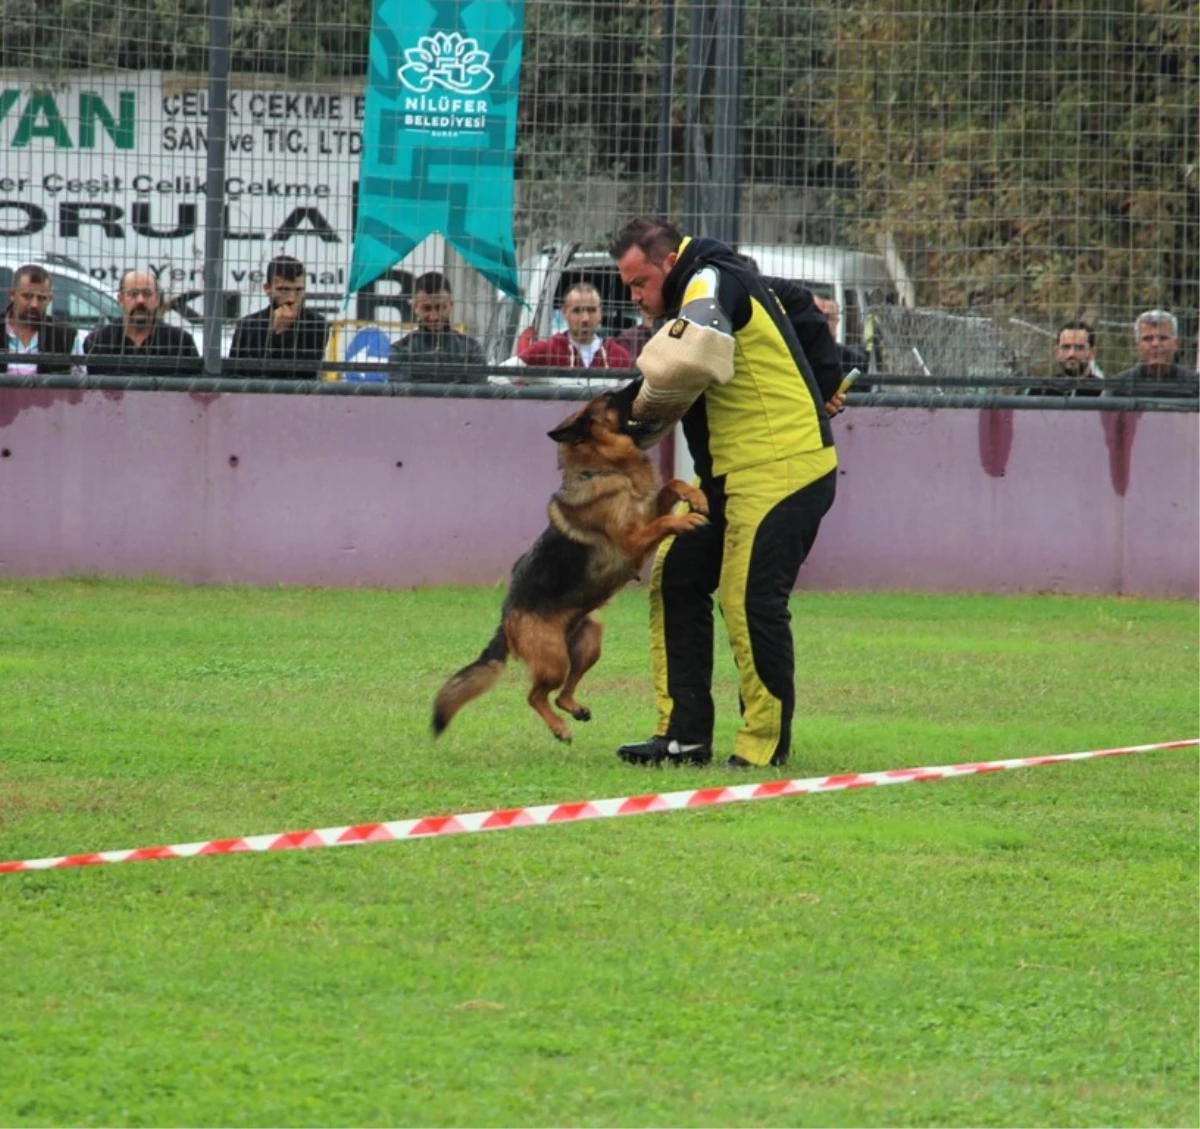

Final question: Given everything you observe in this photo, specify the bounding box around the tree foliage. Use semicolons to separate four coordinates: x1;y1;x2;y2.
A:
0;0;370;78
817;0;1198;330
2;0;1195;338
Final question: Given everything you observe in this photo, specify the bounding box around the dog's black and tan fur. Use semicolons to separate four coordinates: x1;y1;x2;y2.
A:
431;393;708;742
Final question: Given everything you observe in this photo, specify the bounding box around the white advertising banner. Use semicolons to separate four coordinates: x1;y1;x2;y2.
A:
0;72;444;312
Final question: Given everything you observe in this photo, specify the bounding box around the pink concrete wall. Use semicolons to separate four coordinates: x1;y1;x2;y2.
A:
0;389;1196;597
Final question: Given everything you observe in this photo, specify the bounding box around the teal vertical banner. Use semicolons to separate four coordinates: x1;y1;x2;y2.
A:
347;0;524;300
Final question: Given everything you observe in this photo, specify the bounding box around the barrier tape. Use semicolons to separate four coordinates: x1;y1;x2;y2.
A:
1;738;1195;876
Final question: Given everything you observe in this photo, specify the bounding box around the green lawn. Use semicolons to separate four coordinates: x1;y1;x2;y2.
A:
1;579;1196;1128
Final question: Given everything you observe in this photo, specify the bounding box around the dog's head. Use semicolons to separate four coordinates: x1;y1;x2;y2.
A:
547;393;658;448
547;394;653;480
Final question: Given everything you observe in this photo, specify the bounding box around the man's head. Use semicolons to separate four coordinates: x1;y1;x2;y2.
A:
813;295;841;341
412;271;454;331
562;283;602;345
265;255;306;311
1133;310;1180;377
8;264;53;329
610;218;683;319
117;269;160;332
1054;320;1095;378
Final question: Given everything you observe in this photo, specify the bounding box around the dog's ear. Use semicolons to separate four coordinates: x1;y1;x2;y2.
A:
547;409;591;445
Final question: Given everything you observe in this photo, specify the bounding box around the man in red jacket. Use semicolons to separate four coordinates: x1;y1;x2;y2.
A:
518;282;633;369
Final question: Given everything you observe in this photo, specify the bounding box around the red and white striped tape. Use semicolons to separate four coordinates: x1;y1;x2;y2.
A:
1;738;1194;876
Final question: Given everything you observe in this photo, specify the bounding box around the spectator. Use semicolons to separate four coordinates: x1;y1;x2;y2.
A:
4;264;84;375
230;255;329;380
517;283;633;369
813;294;870;380
84;270;198;375
1025;320;1103;397
1115;310;1198;398
615;310;656;362
388;271;486;380
608;217;838;770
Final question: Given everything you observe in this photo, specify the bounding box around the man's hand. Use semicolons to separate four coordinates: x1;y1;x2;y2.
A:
271;301;299;335
825;390;846;416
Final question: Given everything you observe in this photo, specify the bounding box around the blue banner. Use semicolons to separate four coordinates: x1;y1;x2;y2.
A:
348;0;524;300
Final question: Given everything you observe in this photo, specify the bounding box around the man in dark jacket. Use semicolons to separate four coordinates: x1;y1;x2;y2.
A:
1024;320;1104;397
1115;310;1198;399
230;255;329;380
388;271;486;381
4;264;83;375
83;270;199;375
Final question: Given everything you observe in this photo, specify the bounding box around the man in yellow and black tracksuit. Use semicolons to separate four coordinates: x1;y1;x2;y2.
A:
609;219;841;768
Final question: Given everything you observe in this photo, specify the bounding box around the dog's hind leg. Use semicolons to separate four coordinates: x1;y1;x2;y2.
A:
512;613;574;742
556;616;603;722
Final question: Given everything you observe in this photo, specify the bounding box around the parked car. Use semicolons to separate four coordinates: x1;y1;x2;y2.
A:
479;239;901;366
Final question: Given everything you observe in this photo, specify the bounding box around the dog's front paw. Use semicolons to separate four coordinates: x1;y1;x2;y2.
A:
683;489;709;516
671;511;710;535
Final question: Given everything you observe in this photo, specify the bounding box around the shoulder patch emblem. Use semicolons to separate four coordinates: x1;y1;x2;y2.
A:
668;319;689;339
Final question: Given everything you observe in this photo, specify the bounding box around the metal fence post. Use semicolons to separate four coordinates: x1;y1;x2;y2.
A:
201;0;232;380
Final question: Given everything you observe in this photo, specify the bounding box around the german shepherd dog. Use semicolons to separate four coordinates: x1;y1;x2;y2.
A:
431;393;709;743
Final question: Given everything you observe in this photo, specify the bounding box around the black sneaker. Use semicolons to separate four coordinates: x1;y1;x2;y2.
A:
617;737;713;766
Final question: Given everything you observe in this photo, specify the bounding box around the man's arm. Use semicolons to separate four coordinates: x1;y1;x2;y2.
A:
229;318;249;359
69;327;86;378
518;337;558;366
763;275;843;403
462;333;486;366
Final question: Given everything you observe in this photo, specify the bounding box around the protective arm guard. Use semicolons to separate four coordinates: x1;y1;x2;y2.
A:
629;270;736;447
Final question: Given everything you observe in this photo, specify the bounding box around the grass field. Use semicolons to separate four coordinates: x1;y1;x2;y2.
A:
1;578;1197;1128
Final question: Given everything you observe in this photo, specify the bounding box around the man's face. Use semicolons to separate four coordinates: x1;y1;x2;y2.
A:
9;276;53;328
616;247;677;319
814;295;840;339
563;289;601;344
1135;321;1179;375
118;272;159;330
1055;329;1094;377
266;275;306;310
413;290;453;330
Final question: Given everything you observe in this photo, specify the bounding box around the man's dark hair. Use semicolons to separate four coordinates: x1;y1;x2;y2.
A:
1057;319;1095;348
266;255;305;285
13;264;50;288
414;271;451;296
609;218;683;263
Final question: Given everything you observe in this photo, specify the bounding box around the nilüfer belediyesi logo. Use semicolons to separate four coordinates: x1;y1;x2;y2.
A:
398;32;495;94
398;32;494;134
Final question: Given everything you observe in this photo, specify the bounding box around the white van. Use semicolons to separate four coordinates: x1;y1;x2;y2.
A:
481;239;900;364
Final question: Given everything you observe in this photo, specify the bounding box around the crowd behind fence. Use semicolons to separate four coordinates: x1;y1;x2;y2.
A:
0;0;1196;400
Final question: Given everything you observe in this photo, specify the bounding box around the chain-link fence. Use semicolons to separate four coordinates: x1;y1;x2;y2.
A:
1;0;1196;383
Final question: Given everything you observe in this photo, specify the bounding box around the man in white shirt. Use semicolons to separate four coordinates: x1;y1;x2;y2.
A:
4;264;85;376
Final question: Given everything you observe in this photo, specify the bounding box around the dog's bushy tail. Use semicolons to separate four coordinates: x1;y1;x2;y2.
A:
431;626;509;736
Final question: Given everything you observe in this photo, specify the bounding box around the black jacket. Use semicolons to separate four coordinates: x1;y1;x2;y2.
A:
1114;363;1199;399
83;321;200;376
230;305;329;380
4;310;78;374
389;325;486;382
